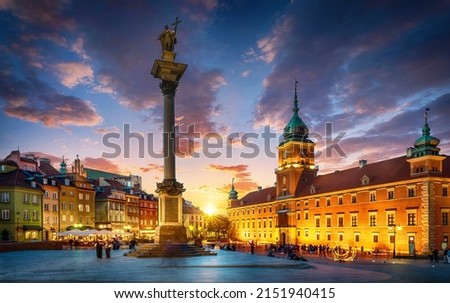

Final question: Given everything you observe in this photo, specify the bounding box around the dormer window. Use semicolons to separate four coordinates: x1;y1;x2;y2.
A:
267;194;272;201
43;178;48;184
361;175;370;186
31;181;36;188
310;185;315;194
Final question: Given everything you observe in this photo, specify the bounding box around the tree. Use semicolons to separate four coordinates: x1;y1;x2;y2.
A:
205;215;231;240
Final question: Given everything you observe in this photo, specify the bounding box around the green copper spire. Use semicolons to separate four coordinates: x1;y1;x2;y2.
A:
282;80;310;144
228;178;238;200
411;108;440;157
59;156;67;174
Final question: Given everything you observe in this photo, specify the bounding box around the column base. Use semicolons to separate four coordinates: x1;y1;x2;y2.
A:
155;224;187;245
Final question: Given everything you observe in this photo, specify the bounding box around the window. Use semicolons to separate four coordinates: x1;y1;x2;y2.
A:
304;211;309;220
1;192;9;202
443;212;449;226
78;204;84;212
369;214;377;226
52;192;58;199
69;191;74;197
355;234;360;242
62;202;66;210
327;233;331;241
79;193;83;200
43;178;48;185
1;209;10;220
23;210;30;221
370;191;376;202
315;200;319;207
351;194;357;203
326;216;331;227
387;212;395;226
52;205;58;211
23;194;29;203
326;198;330;206
65;179;70;186
44;191;49;198
444;187;448;197
32;195;38;204
373;234;379;243
408;186;416;197
85;205;90;212
69;203;74;210
316;233;320;241
32;210;38;220
338;215;344;227
388;189;394;199
338;233;343;241
407;211;417;226
44;204;49;211
338;196;343;205
351;214;358;227
315;216;320;227
389;234;395;244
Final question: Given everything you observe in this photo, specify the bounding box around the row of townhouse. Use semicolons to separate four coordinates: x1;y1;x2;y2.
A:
0;150;158;242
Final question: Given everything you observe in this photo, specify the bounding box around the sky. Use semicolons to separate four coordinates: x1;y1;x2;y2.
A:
1;0;450;214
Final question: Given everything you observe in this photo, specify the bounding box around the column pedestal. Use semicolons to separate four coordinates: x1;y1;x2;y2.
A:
154;179;187;244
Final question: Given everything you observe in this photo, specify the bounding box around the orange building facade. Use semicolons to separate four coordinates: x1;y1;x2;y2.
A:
227;88;450;256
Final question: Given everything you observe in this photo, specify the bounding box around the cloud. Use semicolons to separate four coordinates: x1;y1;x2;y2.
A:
53;62;94;88
253;0;450;163
140;163;164;173
207;163;259;194
2;89;103;128
82;157;121;174
0;0;75;29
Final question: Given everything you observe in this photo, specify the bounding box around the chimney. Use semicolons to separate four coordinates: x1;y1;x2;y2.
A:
359;159;368;168
257;186;262;191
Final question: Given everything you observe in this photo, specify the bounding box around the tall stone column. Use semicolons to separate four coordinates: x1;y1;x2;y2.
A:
151;26;188;244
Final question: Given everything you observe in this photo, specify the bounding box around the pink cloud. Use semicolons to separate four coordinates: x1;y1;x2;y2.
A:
53;62;94;88
140;163;164;173
82;157;122;174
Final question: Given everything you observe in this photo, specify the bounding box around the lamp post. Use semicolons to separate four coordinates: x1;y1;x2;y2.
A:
389;224;401;258
16;212;20;242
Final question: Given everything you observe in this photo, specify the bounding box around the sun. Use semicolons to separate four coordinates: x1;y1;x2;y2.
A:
204;205;217;216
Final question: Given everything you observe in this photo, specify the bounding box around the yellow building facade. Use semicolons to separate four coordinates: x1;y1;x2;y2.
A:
227;89;450;256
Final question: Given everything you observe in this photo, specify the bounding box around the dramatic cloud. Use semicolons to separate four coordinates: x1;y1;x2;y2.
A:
53;62;94;88
253;0;450;168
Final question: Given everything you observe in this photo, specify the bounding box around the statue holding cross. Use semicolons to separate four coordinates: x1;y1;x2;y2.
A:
158;17;182;53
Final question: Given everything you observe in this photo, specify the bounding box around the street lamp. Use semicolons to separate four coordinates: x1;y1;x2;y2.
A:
389;224;402;258
16;212;20;242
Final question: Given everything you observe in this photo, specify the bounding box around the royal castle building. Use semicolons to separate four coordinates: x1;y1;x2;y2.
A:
227;86;450;256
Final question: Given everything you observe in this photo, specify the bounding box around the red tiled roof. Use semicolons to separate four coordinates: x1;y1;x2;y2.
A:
39;162;60;176
297;155;450;196
231;187;276;208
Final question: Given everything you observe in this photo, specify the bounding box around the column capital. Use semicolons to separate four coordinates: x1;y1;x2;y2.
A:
159;80;179;97
156;179;185;196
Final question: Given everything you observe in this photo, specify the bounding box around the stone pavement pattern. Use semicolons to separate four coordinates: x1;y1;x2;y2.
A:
0;249;449;282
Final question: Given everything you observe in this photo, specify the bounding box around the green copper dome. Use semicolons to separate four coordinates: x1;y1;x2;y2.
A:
282;81;310;143
410;109;441;157
228;178;238;200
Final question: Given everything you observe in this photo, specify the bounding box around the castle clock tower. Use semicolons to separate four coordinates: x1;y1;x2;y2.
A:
275;82;317;199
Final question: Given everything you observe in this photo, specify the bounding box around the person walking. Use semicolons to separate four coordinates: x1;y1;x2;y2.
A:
95;240;103;259
105;241;112;258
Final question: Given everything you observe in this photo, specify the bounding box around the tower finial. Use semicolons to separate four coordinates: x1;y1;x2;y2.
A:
422;108;431;136
293;80;299;114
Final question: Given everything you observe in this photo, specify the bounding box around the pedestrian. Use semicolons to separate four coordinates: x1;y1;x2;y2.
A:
95;240;103;258
432;248;439;262
105;241;112;258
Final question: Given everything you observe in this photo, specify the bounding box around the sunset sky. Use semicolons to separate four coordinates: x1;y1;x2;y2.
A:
1;0;449;214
